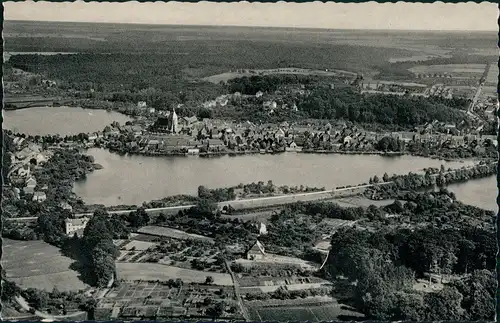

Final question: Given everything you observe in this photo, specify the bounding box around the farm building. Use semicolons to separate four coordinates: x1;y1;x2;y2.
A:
246;240;266;260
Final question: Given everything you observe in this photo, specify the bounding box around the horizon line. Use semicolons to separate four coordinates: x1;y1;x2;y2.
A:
5;19;497;33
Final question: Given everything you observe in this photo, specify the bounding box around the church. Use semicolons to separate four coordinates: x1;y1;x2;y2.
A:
151;108;179;133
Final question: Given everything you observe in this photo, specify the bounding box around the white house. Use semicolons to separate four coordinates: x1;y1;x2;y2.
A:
256;91;264;98
88;133;98;141
65;217;90;236
246;240;266;260
343;136;353;145
285;141;302;152
137;101;147;109
258;223;268;235
274;128;285;139
32;191;47;203
187;148;200;155
35;153;47;165
25;177;37;189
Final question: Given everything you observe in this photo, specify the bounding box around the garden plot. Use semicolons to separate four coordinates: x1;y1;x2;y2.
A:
137;225;214;243
116;263;234;286
235;254;319;271
122;240;156;251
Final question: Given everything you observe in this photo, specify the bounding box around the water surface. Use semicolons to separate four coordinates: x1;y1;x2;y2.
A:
3;106;132;136
74;148;477;206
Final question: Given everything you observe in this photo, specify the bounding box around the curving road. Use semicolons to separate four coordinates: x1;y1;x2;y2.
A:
14;295;86;321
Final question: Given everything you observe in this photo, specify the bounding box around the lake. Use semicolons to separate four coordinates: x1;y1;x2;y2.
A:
73;148;481;207
3;106;132;136
447;176;497;212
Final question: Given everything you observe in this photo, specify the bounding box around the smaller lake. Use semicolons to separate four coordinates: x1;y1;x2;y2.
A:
447;176;497;213
3;106;132;136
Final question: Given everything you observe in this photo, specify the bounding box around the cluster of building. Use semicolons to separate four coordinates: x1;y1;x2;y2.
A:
86;111;498;157
7;136;52;203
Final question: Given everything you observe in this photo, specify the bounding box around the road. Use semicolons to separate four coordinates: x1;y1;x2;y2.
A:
225;260;250;321
468;83;483;115
14;295;86;321
4;184;392;222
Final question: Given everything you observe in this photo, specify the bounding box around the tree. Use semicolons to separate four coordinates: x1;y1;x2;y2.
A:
205;276;214;285
206;301;225;320
382;173;390;182
423;286;464;320
372;175;380;184
452;269;495;321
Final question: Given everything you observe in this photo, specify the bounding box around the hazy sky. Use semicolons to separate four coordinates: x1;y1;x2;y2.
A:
4;1;498;31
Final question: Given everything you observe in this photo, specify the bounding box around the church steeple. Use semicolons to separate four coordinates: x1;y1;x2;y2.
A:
169;106;178;133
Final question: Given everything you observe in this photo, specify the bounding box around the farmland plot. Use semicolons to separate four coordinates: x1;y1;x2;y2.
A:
409;64;487;75
137;225;214;243
485;63;498;85
249;303;364;322
116;262;234;285
2;239;88;292
122;240;156;251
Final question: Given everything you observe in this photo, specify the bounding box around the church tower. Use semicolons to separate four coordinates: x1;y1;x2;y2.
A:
169;107;179;133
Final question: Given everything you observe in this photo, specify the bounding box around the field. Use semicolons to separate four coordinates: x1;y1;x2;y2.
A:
116;262;234;285
409;64;487;78
137;225;214;243
485;62;498;86
2;238;88;292
247;299;364;322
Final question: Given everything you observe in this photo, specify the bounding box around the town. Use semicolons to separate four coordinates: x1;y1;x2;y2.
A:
1;5;498;323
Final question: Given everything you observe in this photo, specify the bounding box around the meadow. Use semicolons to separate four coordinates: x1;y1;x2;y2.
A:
2;238;88;292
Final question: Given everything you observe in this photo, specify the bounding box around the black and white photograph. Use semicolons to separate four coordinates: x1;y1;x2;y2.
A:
1;1;498;322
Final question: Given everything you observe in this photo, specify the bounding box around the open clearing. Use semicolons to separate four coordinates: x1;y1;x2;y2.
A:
203;67;356;83
137;225;214;243
116;262;233;285
2;238;88;292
